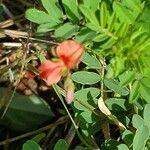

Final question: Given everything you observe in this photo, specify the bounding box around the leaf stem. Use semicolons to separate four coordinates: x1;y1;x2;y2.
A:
52;84;78;129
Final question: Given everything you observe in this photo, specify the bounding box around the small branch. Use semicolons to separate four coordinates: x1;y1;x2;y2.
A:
0;117;67;146
1;42;23;47
1;3;22;28
0;15;24;28
65;124;76;146
0;29;58;45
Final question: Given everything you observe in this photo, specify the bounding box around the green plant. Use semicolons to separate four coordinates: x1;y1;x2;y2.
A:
4;0;150;149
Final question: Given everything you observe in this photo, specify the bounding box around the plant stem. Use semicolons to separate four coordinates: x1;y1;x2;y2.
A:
52;84;78;129
99;57;111;139
52;84;96;149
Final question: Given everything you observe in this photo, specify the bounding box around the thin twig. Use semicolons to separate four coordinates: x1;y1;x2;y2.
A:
0;117;67;146
52;84;78;130
65;124;76;146
0;29;58;45
42;126;56;148
1;3;22;28
0;15;24;28
0;42;23;47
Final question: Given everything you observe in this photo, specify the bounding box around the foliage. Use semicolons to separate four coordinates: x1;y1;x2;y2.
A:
0;0;150;149
0;88;54;131
19;0;150;148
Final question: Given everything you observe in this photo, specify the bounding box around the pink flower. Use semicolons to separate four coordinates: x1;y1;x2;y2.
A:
38;60;65;85
38;40;84;86
56;40;84;69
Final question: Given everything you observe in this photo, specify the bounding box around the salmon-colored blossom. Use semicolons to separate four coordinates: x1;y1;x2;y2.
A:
38;40;84;86
56;40;84;69
38;60;65;85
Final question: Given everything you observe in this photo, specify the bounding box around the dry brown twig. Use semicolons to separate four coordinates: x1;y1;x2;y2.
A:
0;29;58;45
0;15;24;28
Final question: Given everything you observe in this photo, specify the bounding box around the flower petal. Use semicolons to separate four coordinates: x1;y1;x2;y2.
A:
38;60;65;85
46;68;62;85
38;60;60;72
56;40;84;69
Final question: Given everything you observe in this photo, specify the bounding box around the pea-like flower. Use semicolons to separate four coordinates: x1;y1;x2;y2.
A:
38;40;84;86
56;40;84;69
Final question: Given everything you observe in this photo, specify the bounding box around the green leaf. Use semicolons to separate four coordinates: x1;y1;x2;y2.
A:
123;0;142;13
81;52;101;69
104;78;129;96
73;100;93;111
143;104;150;131
105;98;130;112
122;130;134;147
41;0;62;23
130;29;145;42
86;23;100;31
137;7;150;34
100;38;116;50
119;70;135;86
75;88;100;101
72;71;100;84
75;27;96;43
113;2;135;24
80;111;93;123
129;80;140;103
100;2;108;28
37;22;57;32
107;12;116;32
25;9;54;24
62;0;80;23
74;88;100;111
140;83;150;103
115;23;129;37
112;56;125;77
0;88;54;131
133;125;149;150
141;77;150;87
82;0;100;12
117;144;129;150
54;139;68;150
132;114;144;130
22;140;41;150
93;33;108;42
79;5;99;28
54;23;77;39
